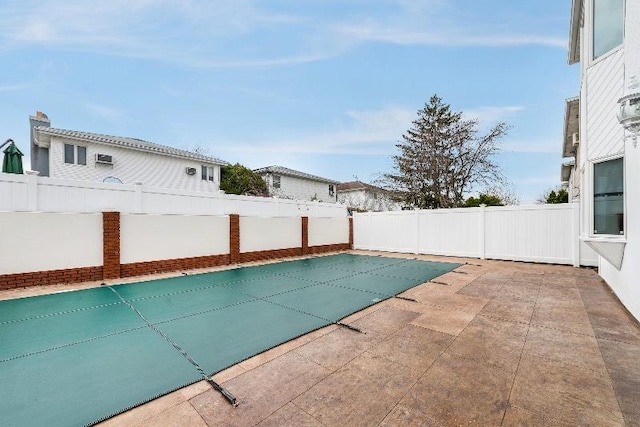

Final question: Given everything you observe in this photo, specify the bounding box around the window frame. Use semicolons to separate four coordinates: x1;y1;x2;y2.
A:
272;175;281;189
201;165;215;182
591;155;625;237
329;184;335;196
63;143;87;166
591;0;624;62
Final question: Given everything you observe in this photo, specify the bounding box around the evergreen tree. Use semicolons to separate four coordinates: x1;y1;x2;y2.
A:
220;163;268;196
382;95;508;209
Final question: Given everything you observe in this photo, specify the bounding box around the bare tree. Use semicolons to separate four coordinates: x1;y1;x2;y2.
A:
381;95;509;209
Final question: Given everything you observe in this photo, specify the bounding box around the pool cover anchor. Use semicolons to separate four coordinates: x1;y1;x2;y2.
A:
395;295;419;303
430;280;449;286
336;322;365;334
206;378;238;407
452;270;468;275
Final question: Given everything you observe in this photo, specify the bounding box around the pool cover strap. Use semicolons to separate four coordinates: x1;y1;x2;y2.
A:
106;285;238;407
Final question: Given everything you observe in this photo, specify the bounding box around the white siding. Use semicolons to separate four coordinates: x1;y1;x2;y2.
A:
240;217;301;252
584;50;625;160
49;136;221;192
308;217;349;246
0;212;102;274
266;174;336;203
120;214;229;264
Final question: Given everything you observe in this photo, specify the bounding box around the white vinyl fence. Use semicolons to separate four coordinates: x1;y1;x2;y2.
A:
0;173;347;217
354;203;598;267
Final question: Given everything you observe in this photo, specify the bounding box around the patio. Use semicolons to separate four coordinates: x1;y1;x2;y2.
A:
3;250;639;426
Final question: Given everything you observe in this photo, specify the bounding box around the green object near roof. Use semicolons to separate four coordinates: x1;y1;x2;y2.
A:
2;141;24;174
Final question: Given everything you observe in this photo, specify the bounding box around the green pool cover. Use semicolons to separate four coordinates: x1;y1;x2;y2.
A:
0;253;460;426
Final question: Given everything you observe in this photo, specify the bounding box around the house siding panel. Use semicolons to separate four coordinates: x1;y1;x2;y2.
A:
49;136;220;192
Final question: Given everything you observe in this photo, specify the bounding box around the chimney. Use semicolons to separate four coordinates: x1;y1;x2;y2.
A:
29;111;51;177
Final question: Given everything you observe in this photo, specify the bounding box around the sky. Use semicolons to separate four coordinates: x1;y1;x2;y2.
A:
0;0;579;204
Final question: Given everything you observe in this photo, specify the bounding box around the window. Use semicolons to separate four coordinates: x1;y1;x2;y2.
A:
593;157;624;235
201;165;215;182
64;143;87;165
593;0;624;60
273;175;281;189
329;185;335;196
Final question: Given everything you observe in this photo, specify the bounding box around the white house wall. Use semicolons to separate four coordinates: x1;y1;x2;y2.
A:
308;217;349;246
240;217;301;252
120;214;229;264
271;175;336;203
585;51;625;160
49;136;220;191
0;212;102;274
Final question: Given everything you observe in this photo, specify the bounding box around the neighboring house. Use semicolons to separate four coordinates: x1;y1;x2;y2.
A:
337;181;400;212
29;112;228;191
254;165;339;203
565;0;639;319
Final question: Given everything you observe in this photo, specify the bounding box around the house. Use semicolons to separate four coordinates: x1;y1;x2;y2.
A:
337;181;400;212
29;112;228;191
565;0;639;319
254;165;339;203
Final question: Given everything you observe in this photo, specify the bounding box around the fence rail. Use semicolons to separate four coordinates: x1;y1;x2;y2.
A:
0;173;347;217
354;203;598;267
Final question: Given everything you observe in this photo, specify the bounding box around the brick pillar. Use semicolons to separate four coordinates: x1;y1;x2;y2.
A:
103;212;121;279
348;217;354;249
301;216;309;255
229;214;240;264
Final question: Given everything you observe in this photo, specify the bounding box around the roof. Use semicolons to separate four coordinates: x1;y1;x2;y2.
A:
337;181;387;193
561;160;575;182
34;126;228;165
563;97;580;158
568;0;583;64
254;165;340;184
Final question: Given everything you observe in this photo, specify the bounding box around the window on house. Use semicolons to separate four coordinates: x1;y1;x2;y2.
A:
329;185;335;196
593;157;624;235
593;0;624;60
64;143;87;165
273;175;281;189
201;165;215;182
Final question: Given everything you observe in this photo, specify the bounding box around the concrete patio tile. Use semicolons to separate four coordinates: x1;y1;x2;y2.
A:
522;325;607;374
397;352;513;426
410;305;476;336
294;327;380;372
212;364;247;384
379;403;443;426
457;278;506;299
190;352;330;427
369;324;454;377
501;405;575;426
530;302;594;336
510;355;625;426
293;351;415;427
498;280;541;302
138;401;207;427
597;338;640;426
238;325;337;371
350;305;422;336
99;381;210;426
479;294;536;324
255;403;323;427
446;314;529;373
404;286;489;314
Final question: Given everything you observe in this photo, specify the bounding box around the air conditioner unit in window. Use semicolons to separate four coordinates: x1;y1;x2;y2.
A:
185;167;197;175
95;154;113;164
572;133;579;146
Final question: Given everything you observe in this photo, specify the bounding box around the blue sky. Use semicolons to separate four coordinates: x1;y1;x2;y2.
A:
0;0;578;203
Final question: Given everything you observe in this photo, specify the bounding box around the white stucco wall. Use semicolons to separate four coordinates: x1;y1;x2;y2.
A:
48;136;221;192
308;217;349;246
0;212;102;274
120;214;229;264
240;216;301;252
